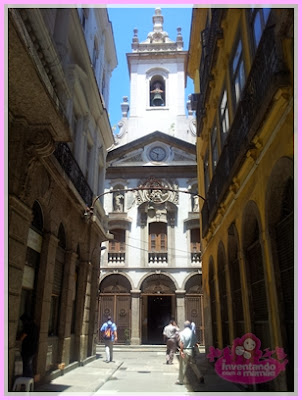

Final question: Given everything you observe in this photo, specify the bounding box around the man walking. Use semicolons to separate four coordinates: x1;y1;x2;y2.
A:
176;320;204;385
163;319;179;364
19;313;39;377
100;316;117;363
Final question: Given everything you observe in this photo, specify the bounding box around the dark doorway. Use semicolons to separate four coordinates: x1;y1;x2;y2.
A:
147;296;171;344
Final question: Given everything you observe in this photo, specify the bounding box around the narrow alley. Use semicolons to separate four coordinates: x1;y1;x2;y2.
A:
34;346;244;395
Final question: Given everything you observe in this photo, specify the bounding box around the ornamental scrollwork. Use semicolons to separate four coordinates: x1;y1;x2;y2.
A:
136;177;179;205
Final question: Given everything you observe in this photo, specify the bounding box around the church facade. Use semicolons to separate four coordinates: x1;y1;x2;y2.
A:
98;8;204;345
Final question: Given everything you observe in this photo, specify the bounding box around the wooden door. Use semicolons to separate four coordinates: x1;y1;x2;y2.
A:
98;294;131;343
185;295;204;345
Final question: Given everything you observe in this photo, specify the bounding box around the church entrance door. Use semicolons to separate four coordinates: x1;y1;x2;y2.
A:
141;294;175;344
140;274;176;345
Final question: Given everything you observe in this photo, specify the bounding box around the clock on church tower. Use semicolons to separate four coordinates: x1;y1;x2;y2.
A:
149;146;167;161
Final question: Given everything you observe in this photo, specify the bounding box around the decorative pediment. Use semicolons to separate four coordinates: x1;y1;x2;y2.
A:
108;149;144;166
173;149;196;163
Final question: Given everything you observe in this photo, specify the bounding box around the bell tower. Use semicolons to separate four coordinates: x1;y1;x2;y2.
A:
114;8;194;146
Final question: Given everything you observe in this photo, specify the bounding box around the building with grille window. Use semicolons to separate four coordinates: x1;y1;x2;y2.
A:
187;7;294;391
99;8;204;346
8;7;117;389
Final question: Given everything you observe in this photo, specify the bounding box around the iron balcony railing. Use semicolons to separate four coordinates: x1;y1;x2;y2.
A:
197;9;224;134
201;24;290;236
54;142;93;206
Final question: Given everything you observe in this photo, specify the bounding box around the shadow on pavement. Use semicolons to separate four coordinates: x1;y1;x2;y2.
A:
35;384;71;392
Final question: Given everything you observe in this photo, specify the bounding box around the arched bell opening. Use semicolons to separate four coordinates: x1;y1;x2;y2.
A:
149;75;165;107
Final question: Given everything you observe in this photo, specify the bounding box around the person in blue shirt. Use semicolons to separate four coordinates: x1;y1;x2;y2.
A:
100;316;117;363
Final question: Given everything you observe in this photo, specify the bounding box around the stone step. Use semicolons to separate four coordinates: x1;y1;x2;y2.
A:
96;344;166;352
96;344;205;352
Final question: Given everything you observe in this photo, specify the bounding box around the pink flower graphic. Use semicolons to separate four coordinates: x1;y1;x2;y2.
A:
207;333;288;385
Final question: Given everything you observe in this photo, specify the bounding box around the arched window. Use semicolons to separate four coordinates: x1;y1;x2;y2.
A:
243;203;270;349
18;201;43;334
266;160;294;391
217;243;229;347
228;223;244;338
71;246;80;335
274;177;294;390
150;76;165;107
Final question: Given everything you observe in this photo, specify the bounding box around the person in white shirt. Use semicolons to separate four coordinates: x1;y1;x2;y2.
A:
163;319;179;364
176;320;204;385
190;321;196;335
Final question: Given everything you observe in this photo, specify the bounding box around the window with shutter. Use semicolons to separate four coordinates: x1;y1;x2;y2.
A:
148;223;168;263
149;223;167;252
108;229;126;264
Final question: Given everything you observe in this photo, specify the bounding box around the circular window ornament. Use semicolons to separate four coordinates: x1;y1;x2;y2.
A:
189;118;197;136
191;309;198;318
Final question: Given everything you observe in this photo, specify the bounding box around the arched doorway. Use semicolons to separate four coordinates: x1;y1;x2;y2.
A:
98;274;131;343
266;158;294;391
185;274;204;345
140;274;176;344
217;242;229;348
242;202;270;349
209;257;218;347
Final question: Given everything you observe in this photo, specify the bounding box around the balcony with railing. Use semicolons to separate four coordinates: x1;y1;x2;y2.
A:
108;252;125;264
148;252;168;264
191;252;202;264
54;142;93;206
197;8;224;134
201;24;290;236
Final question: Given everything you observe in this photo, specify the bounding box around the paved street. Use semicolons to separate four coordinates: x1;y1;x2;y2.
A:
33;346;244;395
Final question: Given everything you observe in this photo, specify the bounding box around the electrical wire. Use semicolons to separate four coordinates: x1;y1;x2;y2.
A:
107;231;201;258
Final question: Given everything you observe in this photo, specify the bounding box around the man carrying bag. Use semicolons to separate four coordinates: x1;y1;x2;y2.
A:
100;316;117;363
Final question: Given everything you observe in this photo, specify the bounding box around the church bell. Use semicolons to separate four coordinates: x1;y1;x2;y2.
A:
152;93;164;107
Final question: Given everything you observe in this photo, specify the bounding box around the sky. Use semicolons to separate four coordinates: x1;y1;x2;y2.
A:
106;5;195;132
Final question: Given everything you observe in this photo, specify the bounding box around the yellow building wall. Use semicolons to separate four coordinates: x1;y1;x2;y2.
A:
188;6;294;391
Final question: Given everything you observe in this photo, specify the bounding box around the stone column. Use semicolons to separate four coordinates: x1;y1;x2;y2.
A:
75;260;90;362
88;256;101;358
35;232;59;379
79;260;93;362
175;290;186;329
58;250;78;365
130;290;141;345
